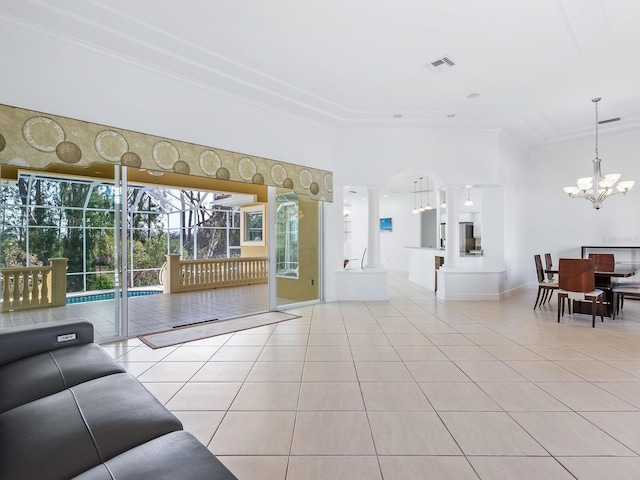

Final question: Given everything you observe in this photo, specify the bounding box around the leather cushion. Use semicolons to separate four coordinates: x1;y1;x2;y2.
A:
0;343;125;413
0;373;182;480
71;431;238;480
0;320;94;366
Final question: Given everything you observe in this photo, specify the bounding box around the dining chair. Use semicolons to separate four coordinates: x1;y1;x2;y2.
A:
611;283;640;319
534;254;557;309
544;253;556;281
588;252;617;315
588;253;615;272
557;258;604;327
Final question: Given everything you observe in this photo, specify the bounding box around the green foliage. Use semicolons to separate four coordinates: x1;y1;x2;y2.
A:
1;176;239;291
88;273;114;291
1;244;42;267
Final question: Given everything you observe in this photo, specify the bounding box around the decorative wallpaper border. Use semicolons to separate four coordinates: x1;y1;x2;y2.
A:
0;104;333;202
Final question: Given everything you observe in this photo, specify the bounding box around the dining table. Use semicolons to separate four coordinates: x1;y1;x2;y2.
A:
545;264;639;317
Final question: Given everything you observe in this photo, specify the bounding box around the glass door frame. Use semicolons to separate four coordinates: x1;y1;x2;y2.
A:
268;186;324;310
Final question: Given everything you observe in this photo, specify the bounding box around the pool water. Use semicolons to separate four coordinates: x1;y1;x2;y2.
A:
67;290;161;304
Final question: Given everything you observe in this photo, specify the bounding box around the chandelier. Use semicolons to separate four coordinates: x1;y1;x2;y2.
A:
411;177;433;213
563;98;634;209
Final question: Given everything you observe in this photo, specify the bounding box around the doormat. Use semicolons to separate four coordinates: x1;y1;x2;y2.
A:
138;311;300;349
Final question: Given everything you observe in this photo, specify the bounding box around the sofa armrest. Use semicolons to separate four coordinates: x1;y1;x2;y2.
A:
0;320;94;367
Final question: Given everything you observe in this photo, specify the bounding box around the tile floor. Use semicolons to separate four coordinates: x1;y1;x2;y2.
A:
102;272;640;479
0;283;269;340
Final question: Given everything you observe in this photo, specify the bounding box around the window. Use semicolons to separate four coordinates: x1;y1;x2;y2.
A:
240;204;266;246
276;194;298;278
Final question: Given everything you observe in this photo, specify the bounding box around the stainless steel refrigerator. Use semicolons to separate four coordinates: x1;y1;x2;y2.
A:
440;222;475;253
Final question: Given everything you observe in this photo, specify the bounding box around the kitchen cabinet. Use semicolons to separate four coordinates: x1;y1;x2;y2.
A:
440;212;476;224
458;212;473;223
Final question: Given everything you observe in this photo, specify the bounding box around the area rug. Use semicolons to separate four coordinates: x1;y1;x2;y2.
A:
139;311;300;349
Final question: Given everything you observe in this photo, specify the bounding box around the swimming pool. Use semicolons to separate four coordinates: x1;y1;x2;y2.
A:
66;290;162;304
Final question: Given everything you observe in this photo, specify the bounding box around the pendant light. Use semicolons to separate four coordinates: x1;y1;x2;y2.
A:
563;98;634;209
464;188;474;206
424;177;433;210
411;180;419;214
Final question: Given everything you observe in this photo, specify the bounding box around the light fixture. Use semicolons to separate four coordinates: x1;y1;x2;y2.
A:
440;190;447;209
424;177;433;210
563;98;634;209
418;177;426;212
464;188;474;206
411;181;419;214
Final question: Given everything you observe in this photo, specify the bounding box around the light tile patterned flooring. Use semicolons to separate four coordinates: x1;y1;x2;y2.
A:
102;272;640;479
0;284;269;341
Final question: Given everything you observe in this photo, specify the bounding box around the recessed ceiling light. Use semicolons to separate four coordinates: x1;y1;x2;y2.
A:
467;93;480;99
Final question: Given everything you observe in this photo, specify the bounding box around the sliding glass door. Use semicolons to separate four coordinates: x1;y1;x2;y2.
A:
273;188;322;308
0;164;122;340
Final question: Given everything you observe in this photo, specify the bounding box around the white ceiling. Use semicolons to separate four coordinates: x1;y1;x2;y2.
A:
2;0;640;147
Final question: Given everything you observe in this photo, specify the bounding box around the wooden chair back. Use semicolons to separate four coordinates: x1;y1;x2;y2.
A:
559;258;595;293
534;255;545;283
588;253;615;272
544;253;554;281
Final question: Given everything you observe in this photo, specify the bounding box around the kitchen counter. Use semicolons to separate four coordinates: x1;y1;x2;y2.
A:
406;247;504;299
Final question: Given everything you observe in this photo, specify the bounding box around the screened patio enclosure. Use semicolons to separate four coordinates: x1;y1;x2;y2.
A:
0;167;271;340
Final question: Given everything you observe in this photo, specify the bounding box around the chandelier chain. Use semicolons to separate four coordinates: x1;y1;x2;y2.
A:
593;97;600;159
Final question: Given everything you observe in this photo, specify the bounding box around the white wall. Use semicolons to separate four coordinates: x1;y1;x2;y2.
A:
498;134;530;293
10;20;624;301
0;23;335;173
334;129;502;187
526;131;640;285
379;193;421;271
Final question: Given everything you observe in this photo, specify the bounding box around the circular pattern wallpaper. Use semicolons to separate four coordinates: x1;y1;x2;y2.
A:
2;107;333;202
56;141;82;164
198;149;222;176
22;116;65;152
152;141;180;170
299;169;313;189
270;163;287;185
95;130;128;162
238;157;257;181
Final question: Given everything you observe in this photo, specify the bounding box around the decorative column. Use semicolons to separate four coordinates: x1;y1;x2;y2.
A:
366;186;384;269
48;257;68;307
444;188;460;268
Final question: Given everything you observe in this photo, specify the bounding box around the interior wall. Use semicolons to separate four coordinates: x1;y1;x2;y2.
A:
498;134;529;293
526;131;640;285
379;193;421;271
0;23;336;179
8;19;619;300
334;129;502;188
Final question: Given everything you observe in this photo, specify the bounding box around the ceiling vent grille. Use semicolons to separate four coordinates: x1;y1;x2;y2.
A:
425;56;455;73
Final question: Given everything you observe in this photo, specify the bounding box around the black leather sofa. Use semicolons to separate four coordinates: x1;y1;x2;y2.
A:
0;320;237;480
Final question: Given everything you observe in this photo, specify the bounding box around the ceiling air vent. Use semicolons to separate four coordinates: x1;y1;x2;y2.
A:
425;56;455;73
